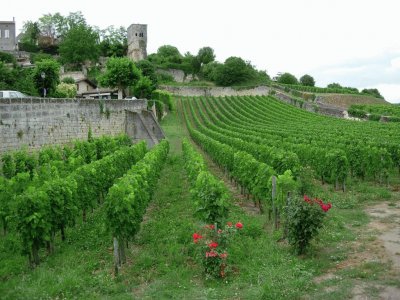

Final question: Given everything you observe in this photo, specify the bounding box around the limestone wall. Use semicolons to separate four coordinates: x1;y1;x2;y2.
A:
160;85;270;97
0;98;147;154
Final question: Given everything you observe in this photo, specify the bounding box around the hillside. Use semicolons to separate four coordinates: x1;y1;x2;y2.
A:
317;93;390;109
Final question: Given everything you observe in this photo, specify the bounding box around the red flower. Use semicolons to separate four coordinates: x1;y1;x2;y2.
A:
320;202;332;212
206;224;215;230
218;229;223;234
192;233;203;243
208;241;218;248
219;252;228;259
235;222;243;229
303;195;311;203
227;222;233;227
206;251;218;258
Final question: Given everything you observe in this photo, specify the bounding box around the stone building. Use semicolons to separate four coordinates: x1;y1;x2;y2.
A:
0;18;16;52
127;24;147;61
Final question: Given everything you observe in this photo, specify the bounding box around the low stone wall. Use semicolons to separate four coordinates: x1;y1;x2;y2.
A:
0;98;147;154
160;85;270;97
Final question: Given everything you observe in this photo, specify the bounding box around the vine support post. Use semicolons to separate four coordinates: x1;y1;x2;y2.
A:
113;237;120;275
272;176;278;230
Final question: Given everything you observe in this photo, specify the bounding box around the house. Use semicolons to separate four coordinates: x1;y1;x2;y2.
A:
0;18;16;52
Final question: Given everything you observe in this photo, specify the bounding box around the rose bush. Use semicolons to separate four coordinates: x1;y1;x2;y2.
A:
192;221;243;278
287;195;332;254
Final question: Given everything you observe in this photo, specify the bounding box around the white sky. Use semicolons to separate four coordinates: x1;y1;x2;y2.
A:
2;0;400;103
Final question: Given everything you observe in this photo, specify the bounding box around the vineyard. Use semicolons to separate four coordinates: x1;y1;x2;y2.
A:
1;95;400;298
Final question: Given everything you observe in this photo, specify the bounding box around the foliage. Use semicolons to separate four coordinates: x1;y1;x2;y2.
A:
135;59;158;87
277;72;298;85
99;57;141;98
0;51;16;64
30;52;53;64
192;221;242;278
133;76;154;99
182;139;230;226
32;58;60;96
299;74;315;87
197;47;215;66
61;76;75;84
99;26;127;57
59;24;100;66
2;153;16;179
287;195;331;254
54;83;77;98
151;89;174;110
361;88;384;99
214;57;256;86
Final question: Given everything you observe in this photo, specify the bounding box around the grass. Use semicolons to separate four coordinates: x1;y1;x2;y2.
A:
1;108;400;298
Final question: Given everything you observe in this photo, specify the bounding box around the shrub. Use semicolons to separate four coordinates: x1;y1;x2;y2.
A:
287;195;331;254
192;221;243;278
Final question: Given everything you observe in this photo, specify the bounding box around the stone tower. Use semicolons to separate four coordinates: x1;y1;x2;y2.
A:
127;24;147;61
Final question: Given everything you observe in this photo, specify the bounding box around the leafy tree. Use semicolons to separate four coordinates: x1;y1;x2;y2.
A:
99;57;141;98
200;62;221;81
133;76;154;99
59;24;99;67
32;58;60;96
182;52;200;75
327;82;342;89
361;88;383;99
0;62;14;88
18;21;40;52
214;57;254;86
135;59;158;87
99;26;127;57
299;74;315;87
277;72;298;85
197;47;215;65
156;45;182;64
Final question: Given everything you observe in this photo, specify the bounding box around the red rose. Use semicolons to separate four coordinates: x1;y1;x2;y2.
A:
219;252;228;259
192;233;203;243
206;251;218;258
227;222;233;227
208;241;218;248
303;195;311;203
235;222;243;229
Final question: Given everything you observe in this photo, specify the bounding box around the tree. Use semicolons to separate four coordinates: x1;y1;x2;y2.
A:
214;57;254;86
133;76;154;99
197;47;215;65
277;72;298;85
99;57;141;98
59;24;100;67
200;61;221;81
99;26;127;57
327;82;342;89
32;58;60;96
299;74;315;87
156;45;182;64
361;88;384;99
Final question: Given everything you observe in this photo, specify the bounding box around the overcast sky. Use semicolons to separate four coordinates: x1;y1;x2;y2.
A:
2;0;400;103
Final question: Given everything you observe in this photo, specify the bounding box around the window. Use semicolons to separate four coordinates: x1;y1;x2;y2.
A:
5;30;9;38
135;33;137;36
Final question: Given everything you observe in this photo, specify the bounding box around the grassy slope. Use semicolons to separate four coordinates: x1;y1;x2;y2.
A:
1;107;399;299
317;94;389;109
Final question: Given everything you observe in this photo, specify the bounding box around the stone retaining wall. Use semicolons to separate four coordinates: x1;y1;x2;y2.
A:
0;98;147;154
